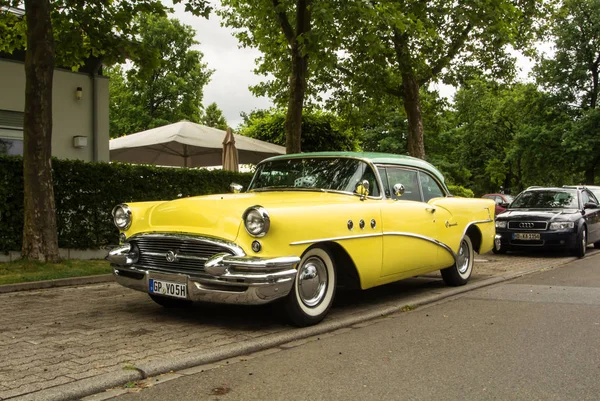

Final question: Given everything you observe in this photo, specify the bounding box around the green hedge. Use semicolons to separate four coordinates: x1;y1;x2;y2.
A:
447;184;475;198
0;156;253;252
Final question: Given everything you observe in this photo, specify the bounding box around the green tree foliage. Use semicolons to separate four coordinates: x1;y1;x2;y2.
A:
108;14;213;138
329;0;546;160
534;0;600;183
451;78;576;195
535;0;600;110
0;0;211;261
219;0;342;153
202;102;228;130
238;109;359;152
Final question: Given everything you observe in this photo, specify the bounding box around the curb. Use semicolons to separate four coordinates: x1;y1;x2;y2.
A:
15;257;579;401
0;274;114;294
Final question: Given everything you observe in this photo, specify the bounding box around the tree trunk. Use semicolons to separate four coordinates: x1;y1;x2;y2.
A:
282;0;311;154
401;73;426;159
284;43;308;154
22;0;60;262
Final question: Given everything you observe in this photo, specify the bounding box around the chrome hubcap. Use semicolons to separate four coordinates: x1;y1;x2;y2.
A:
456;240;471;275
298;256;328;307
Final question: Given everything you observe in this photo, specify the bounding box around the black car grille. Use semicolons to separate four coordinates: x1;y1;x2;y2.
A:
507;221;548;230
130;235;236;276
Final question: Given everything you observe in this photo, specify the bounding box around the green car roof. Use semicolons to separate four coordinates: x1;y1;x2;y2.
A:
262;151;446;183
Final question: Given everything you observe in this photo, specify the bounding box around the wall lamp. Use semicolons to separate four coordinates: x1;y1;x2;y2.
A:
73;136;88;149
75;87;83;101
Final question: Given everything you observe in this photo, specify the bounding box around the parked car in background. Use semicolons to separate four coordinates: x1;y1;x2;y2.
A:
108;152;496;326
482;193;514;217
494;186;600;257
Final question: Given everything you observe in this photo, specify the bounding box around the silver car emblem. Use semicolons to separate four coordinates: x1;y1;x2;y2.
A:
166;250;178;263
519;222;534;228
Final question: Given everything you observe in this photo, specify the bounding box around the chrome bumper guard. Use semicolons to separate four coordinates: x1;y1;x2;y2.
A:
107;244;300;305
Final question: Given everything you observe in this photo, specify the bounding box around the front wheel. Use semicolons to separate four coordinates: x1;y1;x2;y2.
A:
284;246;336;327
441;236;474;286
572;227;587;258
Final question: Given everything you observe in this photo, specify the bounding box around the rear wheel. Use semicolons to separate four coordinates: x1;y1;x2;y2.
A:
441;236;474;286
149;294;192;308
572;227;587;258
284;246;336;327
594;241;600;249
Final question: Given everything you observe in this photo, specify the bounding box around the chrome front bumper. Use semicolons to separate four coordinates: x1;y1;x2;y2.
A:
108;244;300;305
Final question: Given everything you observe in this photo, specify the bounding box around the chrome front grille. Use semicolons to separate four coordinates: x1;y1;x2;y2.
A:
129;234;238;276
507;221;548;230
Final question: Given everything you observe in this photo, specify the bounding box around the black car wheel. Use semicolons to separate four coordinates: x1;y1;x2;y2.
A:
149;294;192;308
572;226;587;258
492;242;507;254
594;241;600;249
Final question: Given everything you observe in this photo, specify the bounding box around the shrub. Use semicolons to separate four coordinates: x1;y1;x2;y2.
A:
447;184;475;198
0;156;252;252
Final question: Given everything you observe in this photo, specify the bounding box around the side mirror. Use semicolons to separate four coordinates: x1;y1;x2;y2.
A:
355;180;370;200
230;183;243;193
500;202;509;208
393;183;405;197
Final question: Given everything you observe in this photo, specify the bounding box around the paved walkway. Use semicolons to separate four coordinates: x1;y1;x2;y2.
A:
1;250;596;400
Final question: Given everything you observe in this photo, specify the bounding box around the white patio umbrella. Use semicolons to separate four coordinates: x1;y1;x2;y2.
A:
109;121;285;167
222;127;239;172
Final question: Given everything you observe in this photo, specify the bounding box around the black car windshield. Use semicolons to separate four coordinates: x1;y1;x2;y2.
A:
511;190;579;209
249;157;380;196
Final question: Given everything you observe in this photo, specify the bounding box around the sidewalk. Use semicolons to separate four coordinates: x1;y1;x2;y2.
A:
1;250;596;401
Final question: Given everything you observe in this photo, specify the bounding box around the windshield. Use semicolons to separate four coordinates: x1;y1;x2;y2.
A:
511;190;579;209
249;157;380;196
505;195;514;203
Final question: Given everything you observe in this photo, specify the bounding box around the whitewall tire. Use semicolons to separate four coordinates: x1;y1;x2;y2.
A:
441;236;474;286
284;246;336;327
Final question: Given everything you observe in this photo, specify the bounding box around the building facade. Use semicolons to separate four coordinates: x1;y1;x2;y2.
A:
0;55;110;162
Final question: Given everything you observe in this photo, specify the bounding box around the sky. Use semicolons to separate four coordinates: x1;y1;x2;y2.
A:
172;2;273;129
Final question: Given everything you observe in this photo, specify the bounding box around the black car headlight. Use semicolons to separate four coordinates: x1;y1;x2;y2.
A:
549;222;574;230
243;206;270;237
112;204;132;230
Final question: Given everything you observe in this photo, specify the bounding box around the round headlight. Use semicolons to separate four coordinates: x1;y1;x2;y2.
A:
243;206;270;237
112;204;132;230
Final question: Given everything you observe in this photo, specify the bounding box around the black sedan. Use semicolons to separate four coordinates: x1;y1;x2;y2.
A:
494;186;600;258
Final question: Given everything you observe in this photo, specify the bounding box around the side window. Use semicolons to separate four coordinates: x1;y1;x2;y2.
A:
360;165;380;197
418;172;445;202
583;190;597;205
385;168;421;201
494;196;503;205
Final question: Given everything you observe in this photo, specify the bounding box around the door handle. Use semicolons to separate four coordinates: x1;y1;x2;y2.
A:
425;207;436;214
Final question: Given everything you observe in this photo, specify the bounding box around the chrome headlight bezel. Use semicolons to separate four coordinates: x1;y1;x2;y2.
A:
243;206;270;237
495;220;507;229
112;204;132;230
549;221;575;230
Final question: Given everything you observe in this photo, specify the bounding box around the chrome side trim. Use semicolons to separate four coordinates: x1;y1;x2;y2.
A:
129;232;245;256
290;231;457;263
384;232;457;262
290;233;383;245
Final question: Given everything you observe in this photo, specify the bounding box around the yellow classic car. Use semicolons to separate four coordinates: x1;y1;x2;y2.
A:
108;152;495;326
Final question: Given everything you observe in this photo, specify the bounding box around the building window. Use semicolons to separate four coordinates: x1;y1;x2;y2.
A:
0;110;24;156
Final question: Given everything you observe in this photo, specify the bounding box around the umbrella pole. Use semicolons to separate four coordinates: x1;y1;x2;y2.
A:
184;144;189;168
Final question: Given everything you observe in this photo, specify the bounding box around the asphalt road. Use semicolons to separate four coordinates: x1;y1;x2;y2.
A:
103;253;600;401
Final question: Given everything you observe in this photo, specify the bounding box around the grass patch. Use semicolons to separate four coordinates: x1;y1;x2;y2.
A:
0;258;111;285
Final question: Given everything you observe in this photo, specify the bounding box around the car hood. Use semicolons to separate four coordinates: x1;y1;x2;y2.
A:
498;209;580;222
140;191;360;241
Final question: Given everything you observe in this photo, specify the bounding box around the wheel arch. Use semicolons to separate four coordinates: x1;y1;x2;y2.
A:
317;241;362;291
464;224;483;254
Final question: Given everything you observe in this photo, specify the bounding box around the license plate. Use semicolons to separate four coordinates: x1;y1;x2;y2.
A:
513;233;540;240
149;279;187;299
